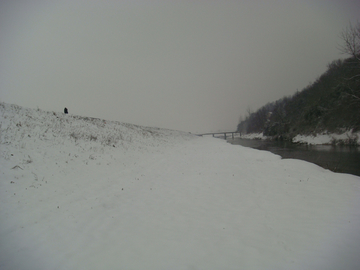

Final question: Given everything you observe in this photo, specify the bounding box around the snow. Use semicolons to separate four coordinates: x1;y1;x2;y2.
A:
239;131;360;145
239;132;267;140
1;102;360;270
293;131;360;145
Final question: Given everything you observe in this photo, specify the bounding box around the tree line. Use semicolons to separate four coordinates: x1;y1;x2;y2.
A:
237;22;360;140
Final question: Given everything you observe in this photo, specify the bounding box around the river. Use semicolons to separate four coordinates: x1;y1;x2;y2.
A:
227;138;360;177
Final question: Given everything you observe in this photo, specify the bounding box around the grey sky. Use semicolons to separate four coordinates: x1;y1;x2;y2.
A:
0;0;359;133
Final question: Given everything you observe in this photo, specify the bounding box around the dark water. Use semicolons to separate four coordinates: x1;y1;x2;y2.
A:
228;138;360;177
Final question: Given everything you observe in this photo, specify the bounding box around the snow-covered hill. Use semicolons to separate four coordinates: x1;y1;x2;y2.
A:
0;102;193;152
1;102;360;270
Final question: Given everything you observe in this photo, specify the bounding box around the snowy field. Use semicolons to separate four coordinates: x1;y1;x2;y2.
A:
1;102;360;270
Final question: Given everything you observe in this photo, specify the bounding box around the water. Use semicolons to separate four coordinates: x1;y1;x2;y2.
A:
228;138;360;177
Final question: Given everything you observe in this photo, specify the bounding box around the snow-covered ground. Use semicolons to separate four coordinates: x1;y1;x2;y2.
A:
239;132;267;140
293;131;360;145
1;102;360;270
239;131;360;145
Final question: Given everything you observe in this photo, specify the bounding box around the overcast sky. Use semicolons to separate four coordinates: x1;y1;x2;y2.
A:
0;0;359;133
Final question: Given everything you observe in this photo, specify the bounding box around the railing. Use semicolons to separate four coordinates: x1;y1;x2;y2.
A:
196;131;241;140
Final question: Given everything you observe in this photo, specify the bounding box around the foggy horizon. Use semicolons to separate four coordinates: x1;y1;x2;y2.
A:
1;0;359;133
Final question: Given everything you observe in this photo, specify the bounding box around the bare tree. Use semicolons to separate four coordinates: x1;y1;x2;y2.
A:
337;22;360;106
340;21;360;60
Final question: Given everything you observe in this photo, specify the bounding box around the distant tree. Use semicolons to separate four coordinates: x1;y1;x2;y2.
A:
340;21;360;60
338;22;360;106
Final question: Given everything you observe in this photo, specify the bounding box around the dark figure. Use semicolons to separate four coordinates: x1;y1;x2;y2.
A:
64;107;68;114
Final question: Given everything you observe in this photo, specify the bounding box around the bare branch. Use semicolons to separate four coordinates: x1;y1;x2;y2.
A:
340;22;360;61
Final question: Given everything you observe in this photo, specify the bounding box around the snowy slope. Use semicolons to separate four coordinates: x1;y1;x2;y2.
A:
1;102;360;270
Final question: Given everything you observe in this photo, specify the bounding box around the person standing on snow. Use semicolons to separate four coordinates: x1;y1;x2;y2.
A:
64;107;68;114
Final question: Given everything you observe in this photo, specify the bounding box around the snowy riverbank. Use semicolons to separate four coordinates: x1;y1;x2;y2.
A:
239;131;360;145
292;131;360;145
1;102;360;270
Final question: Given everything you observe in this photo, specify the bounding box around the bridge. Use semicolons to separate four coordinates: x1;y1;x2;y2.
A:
197;131;241;140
